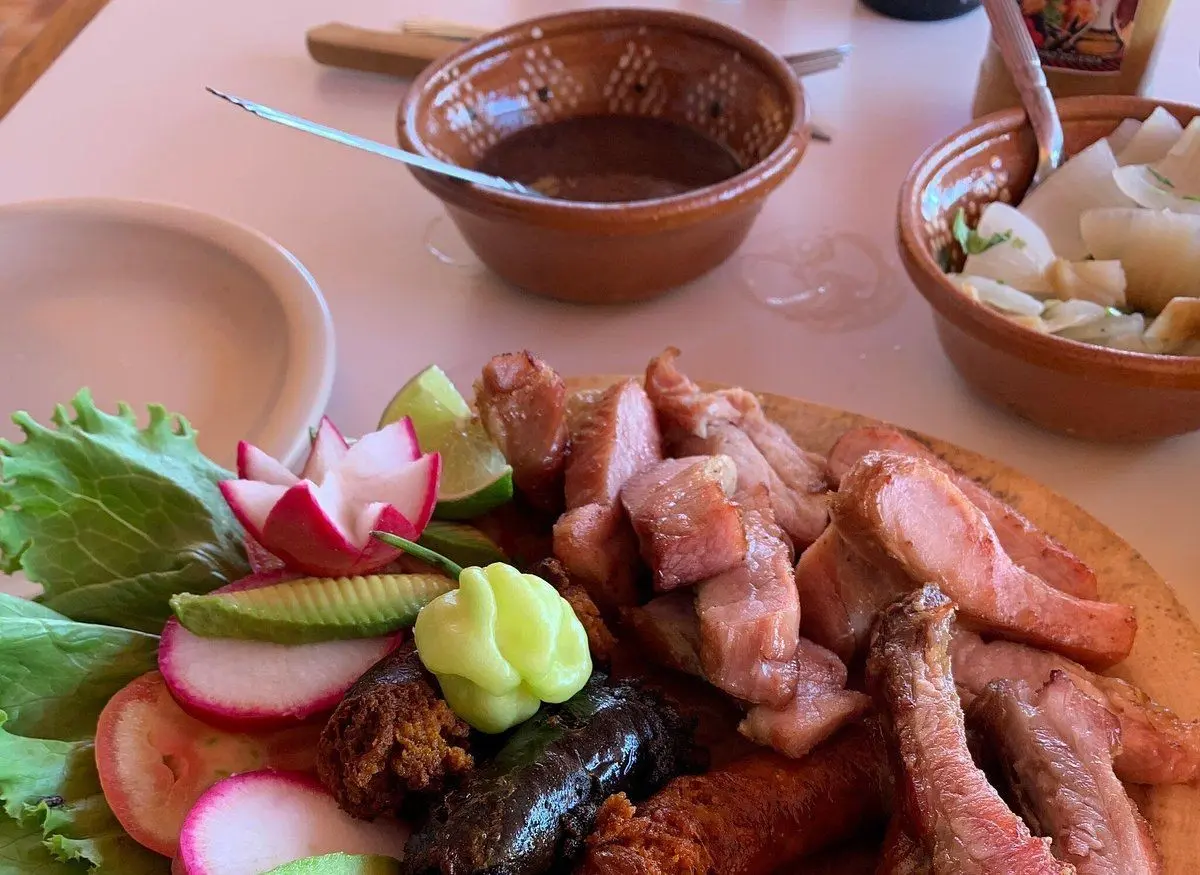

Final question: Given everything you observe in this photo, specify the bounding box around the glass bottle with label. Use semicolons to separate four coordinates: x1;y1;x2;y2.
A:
972;0;1175;118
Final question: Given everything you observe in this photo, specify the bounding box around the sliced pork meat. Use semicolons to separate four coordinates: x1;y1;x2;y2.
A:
968;673;1161;874
835;452;1136;669
951;631;1200;785
475;351;570;513
827;426;1098;600
621;455;747;592
624;592;706;678
696;486;801;706
553;378;663;612
564;378;663;509
645;348;829;548
553;503;642;612
737;638;872;759
878;817;933;875
794;525;908;665
578;719;893;875
866;586;1068;875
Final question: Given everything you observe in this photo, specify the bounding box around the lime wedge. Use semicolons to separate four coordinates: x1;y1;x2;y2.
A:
379;366;513;519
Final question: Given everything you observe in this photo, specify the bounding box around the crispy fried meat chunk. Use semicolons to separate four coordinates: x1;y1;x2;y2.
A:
317;641;472;819
532;557;618;667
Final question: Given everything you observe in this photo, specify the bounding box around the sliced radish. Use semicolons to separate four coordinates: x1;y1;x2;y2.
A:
177;771;409;875
159;618;399;730
244;534;287;574
238;441;299;486
221;418;440;577
300;417;351;483
95;672;321;858
220;480;289;541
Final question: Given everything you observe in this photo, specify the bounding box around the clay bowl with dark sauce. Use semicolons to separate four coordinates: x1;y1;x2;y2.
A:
898;95;1200;443
398;7;809;305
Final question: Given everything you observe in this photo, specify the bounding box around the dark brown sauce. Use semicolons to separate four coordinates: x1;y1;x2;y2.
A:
476;115;744;203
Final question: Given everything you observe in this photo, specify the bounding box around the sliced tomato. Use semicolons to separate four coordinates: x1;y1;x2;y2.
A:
95;671;321;858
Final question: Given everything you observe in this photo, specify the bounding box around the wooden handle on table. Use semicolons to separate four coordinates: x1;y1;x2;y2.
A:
305;23;464;79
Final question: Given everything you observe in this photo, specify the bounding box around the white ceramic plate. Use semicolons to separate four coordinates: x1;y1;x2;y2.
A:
0;198;335;472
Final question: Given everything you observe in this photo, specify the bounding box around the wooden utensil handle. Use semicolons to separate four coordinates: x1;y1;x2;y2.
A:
305;23;461;79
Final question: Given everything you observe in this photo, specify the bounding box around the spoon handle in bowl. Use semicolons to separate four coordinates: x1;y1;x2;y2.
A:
982;0;1064;188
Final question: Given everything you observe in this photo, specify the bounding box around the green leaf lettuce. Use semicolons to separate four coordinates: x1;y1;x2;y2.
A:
0;595;158;741
0;391;250;631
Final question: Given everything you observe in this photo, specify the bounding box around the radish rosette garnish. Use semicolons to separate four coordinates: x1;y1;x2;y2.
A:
222;416;442;577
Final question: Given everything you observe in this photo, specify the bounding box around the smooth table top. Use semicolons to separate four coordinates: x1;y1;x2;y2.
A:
1;0;1199;617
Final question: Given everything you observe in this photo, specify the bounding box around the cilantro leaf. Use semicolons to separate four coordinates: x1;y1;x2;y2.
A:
0;596;157;740
0;391;250;632
952;208;1013;256
1148;167;1175;188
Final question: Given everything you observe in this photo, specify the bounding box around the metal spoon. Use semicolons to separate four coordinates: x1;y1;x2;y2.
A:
206;88;540;196
982;0;1064;190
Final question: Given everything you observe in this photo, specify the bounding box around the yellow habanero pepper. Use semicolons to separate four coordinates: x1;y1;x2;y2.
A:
412;562;592;733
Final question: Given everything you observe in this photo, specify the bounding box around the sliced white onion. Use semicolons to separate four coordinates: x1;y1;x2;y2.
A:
1116;107;1185;167
962;202;1055;292
1041;298;1108;333
1107;118;1142;156
1044;258;1127;308
1058;311;1146;347
1018;138;1135;261
1080;208;1200;314
1144;297;1200;354
1113;166;1200;215
949;274;1046;316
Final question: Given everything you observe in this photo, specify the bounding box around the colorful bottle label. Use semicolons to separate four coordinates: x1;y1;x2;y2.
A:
1018;0;1140;74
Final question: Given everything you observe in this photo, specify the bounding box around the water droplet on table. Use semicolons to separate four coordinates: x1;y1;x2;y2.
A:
423;217;482;269
738;230;905;332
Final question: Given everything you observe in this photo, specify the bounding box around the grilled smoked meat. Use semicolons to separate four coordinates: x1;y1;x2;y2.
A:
644;348;828;548
477;352;570;513
318;642;473;819
554;378;663;612
866;586;1069;875
827;426;1097;601
968;674;1161;874
836;452;1135;669
952;631;1200;785
696;486;801;706
620;455;747;591
578;720;892;875
402;676;694;875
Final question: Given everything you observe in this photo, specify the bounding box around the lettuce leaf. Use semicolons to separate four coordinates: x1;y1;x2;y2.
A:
0;714;168;874
0;815;87;875
0;596;158;740
0;391;250;632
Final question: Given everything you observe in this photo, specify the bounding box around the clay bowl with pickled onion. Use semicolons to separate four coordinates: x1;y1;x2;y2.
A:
899;95;1200;442
397;7;809;305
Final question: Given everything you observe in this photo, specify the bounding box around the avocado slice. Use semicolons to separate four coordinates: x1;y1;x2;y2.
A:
263;853;400;874
169;573;455;644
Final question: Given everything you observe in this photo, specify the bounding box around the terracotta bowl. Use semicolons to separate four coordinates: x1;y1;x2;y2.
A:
398;8;808;305
899;95;1200;443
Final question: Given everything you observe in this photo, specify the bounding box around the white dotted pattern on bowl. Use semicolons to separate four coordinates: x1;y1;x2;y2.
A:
420;24;793;169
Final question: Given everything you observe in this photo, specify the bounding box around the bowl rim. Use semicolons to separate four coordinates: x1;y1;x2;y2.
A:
898;94;1200;389
396;6;808;232
0;196;336;469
